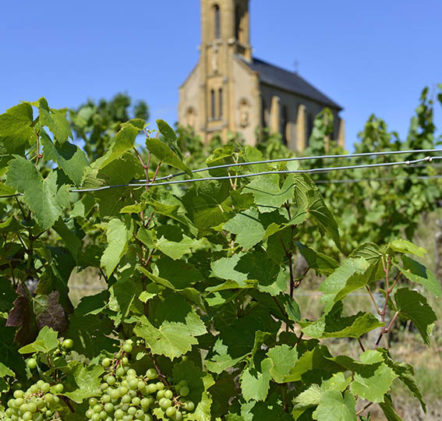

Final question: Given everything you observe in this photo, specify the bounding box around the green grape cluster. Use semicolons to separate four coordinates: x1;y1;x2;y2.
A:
1;381;65;420
86;340;195;421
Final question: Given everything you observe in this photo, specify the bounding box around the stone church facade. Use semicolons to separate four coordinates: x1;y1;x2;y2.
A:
179;0;345;151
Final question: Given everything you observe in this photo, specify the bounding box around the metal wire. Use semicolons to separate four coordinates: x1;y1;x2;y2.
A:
1;156;440;198
69;155;441;193
316;175;442;184
147;148;442;182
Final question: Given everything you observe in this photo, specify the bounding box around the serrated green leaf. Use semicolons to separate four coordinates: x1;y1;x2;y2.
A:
19;326;59;354
0;103;34;149
224;209;265;249
240;358;272;402
301;303;383;339
266;344;298;383
146;137;191;175
245;174;295;213
319;258;370;314
134;311;206;360
156;235;208;260
6;157;70;230
350;360;397;403
35;98;72;144
313;390;356;421
294;384;321;409
379;394;404;421
395;288;437;345
101;218;132;277
92;122;139;169
296;242;339;275
389;239;426;258
63;364;104;403
397;256;441;297
157;119;177;144
0;362;14;378
378;348;425;412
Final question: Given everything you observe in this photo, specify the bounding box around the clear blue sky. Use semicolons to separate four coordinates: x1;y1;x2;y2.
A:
1;0;441;150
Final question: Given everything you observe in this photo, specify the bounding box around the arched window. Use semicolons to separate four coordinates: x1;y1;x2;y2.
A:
261;97;267;128
214;5;221;39
306;111;313;147
211;89;216;120
281;105;288;145
218;88;223;119
235;6;241;41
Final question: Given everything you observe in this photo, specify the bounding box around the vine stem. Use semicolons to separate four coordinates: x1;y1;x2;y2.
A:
150;353;170;386
375;311;400;347
365;286;382;316
356;402;373;416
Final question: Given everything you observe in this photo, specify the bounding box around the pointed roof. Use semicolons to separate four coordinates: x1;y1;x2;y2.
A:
244;57;343;111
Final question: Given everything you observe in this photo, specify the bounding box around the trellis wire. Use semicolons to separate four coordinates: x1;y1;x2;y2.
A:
1;155;441;198
316;175;442;184
71;155;442;193
149;148;442;182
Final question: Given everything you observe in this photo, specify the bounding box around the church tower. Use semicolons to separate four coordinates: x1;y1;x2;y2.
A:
197;0;252;141
179;1;345;149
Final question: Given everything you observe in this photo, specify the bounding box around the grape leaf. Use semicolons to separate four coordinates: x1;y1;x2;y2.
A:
389;239;426;258
92;122;139;169
41;132;89;186
134;311;206;360
224;209;266;249
6;156;70;230
19;326;59;354
63;364;104;403
146;137;191;175
266;344;298;383
312;390;356;421
240;358;272;402
397;256;441;297
0;103;34;149
395;288;437;345
319;258;370;314
350;356;397;403
101;218;132;277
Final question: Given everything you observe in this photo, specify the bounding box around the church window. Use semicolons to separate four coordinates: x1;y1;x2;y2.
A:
218;88;223;119
214;5;221;39
235;6;241;41
261;97;267;128
281;105;288;145
211;89;216;120
306;111;313;147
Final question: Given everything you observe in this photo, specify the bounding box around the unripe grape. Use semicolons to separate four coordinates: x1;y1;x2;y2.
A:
179;386;190;397
166;406;176;417
26;358;37;369
156;390;165;399
127;368;137;377
53;383;64;394
146;384;156;394
145;368;157;379
22;411;33;421
89;398;98;406
156;382;165;391
122;342;133;353
132;396;141;406
13;390;24;399
121;357;129;365
184;401;195;412
102;358;111;368
62;338;74;349
114;409;124;419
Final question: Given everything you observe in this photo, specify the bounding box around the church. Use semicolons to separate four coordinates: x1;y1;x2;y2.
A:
178;0;345;151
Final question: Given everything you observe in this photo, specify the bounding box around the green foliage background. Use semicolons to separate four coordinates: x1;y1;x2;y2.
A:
0;86;440;420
